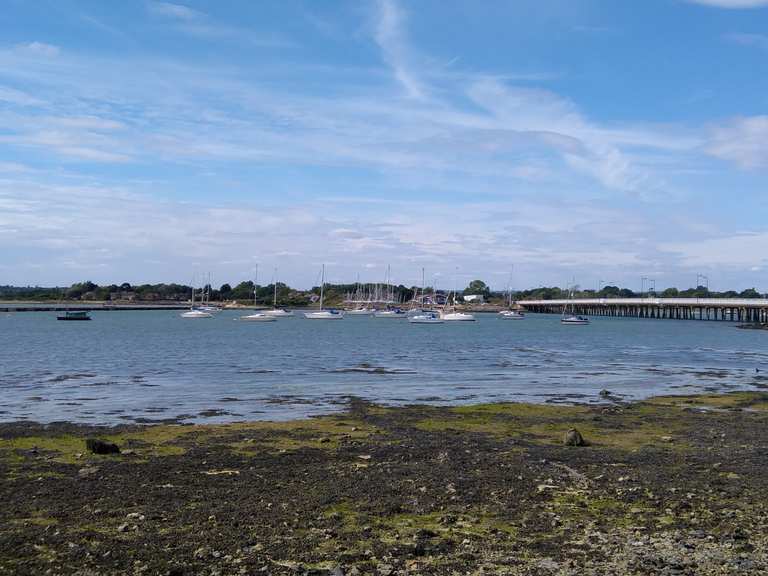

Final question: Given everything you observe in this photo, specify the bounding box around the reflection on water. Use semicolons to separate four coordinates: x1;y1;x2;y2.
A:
0;310;766;424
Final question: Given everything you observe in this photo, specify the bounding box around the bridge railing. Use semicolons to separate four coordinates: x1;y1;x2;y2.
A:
519;298;768;307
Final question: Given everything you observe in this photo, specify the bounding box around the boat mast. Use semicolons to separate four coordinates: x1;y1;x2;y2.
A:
319;264;325;310
273;267;278;309
254;264;259;307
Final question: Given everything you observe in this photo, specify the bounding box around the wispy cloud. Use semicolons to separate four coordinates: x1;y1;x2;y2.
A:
373;0;426;99
706;116;768;168
688;0;768;7
148;1;203;21
147;1;293;47
14;41;60;58
725;32;768;49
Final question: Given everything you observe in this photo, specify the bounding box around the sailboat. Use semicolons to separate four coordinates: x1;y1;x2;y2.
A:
440;267;475;321
304;264;344;319
263;268;293;317
181;283;213;318
499;269;525;319
409;268;444;324
561;285;589;325
240;264;277;321
346;274;374;315
198;273;222;313
374;265;406;318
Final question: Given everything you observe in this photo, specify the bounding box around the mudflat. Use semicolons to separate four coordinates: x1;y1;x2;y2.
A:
2;392;768;575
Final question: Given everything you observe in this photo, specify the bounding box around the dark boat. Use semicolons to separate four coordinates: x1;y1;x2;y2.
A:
57;311;91;321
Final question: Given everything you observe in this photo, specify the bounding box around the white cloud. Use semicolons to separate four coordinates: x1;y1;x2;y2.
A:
148;2;203;21
688;0;768;7
14;41;60;57
706;116;768;168
726;32;768;49
374;0;426;99
662;232;768;268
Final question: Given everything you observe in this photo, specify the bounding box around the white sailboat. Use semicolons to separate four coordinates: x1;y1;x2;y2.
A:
561;285;589;325
263;268;293;317
409;268;443;323
499;269;525;319
239;264;276;321
304;264;344;319
440;267;475;321
346;273;374;315
181;283;213;318
374;265;406;317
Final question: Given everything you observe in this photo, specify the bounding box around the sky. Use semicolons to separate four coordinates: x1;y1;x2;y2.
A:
1;0;768;291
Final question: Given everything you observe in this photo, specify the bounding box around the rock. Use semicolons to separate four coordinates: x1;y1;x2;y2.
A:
319;437;331;444
78;466;99;477
599;389;611;398
126;512;145;521
377;564;393;576
117;523;129;533
328;567;345;576
563;428;587;446
85;438;120;455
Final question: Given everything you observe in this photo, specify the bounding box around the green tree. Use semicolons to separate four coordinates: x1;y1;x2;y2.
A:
740;288;761;298
464;279;490;297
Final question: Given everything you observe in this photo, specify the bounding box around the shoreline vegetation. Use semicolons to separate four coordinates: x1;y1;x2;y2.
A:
2;280;766;309
3;391;768;574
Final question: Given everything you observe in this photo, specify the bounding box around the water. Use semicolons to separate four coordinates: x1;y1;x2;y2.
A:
1;310;766;424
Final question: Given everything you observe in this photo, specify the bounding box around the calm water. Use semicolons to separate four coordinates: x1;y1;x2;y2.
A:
1;310;766;424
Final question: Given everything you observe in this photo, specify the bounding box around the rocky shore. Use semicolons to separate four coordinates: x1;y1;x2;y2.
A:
2;391;768;575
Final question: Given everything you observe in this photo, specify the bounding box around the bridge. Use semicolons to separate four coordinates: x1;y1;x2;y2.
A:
519;298;768;323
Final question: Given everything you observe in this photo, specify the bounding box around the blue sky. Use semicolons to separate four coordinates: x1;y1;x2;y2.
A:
1;0;768;290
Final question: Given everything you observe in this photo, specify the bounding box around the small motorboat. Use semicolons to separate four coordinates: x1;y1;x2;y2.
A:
262;308;294;317
304;309;344;320
499;310;525;320
408;311;444;324
561;315;590;325
57;311;91;321
374;308;407;318
240;312;277;322
440;311;476;321
345;307;375;316
181;309;213;319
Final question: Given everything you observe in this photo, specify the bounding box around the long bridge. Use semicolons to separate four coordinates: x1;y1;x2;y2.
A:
519;298;768;323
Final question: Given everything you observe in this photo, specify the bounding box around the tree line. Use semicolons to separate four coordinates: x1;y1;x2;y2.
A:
0;280;764;304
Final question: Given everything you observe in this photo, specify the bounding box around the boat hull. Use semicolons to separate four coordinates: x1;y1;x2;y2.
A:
441;313;476;321
180;311;213;318
262;309;294;317
240;314;277;322
303;311;344;319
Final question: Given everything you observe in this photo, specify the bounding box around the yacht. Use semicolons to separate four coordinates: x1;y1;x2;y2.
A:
561;285;589;325
408;311;443;324
239;312;277;322
263;268;294;317
181;286;213;318
374;307;407;318
346;307;374;316
304;264;345;320
440;311;476;321
500;310;525;320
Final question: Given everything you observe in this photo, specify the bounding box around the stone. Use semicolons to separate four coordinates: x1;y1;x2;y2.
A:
563;428;587;446
117;523;129;533
599;389;611;398
85;438;120;455
78;466;99;477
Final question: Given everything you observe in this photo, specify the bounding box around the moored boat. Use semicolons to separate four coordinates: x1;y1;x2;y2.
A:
57;310;91;321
